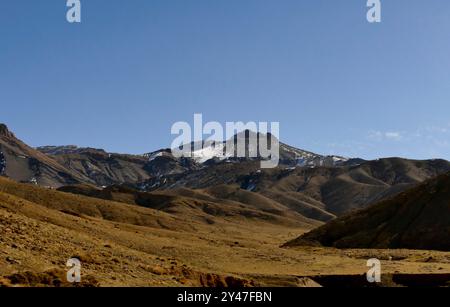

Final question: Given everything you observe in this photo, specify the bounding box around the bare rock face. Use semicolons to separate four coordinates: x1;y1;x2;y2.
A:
0;151;5;175
0;124;14;139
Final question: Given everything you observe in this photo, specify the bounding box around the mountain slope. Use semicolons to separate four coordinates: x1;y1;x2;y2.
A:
0;124;83;187
57;183;322;227
38;146;202;187
39;146;154;187
284;172;450;251
2;172;450;287
184;130;350;167
141;158;450;218
0;176;324;286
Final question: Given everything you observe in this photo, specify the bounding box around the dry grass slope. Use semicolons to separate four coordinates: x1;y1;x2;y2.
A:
1;176;450;287
285;172;450;251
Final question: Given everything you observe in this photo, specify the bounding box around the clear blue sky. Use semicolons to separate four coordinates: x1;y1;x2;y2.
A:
1;0;449;160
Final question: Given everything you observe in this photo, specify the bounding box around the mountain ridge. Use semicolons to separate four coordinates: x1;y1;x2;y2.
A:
2;123;450;221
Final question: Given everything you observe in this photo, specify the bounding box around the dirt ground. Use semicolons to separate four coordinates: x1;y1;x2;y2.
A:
1;198;449;287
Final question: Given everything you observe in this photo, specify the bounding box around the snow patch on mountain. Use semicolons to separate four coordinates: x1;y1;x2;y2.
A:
297;155;349;168
191;143;232;164
147;151;164;162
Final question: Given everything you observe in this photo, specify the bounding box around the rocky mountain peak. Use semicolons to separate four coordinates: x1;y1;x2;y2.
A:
0;124;15;139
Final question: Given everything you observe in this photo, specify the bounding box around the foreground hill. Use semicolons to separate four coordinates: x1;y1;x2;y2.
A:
284;172;450;251
0;176;318;230
57;184;321;227
2;176;450;287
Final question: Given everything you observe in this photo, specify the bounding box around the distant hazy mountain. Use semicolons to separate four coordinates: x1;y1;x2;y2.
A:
284;172;450;251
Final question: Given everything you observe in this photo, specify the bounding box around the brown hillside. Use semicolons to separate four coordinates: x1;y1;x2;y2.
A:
2;176;450;287
145;158;450;219
284;172;450;251
0;124;83;186
57;183;321;228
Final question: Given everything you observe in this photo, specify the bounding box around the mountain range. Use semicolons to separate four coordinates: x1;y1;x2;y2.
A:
1;123;450;224
1;122;450;287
